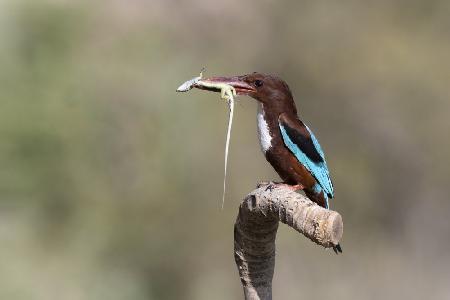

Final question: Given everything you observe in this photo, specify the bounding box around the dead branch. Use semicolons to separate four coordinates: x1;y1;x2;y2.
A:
234;183;343;300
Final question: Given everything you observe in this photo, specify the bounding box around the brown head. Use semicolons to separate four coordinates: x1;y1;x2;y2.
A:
198;72;298;115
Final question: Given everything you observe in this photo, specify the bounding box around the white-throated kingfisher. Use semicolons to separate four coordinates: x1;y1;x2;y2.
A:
195;72;341;253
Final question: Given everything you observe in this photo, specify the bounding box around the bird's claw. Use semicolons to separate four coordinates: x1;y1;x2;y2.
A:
264;182;277;191
263;182;304;192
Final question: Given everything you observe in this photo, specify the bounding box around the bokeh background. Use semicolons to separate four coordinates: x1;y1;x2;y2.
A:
1;0;449;299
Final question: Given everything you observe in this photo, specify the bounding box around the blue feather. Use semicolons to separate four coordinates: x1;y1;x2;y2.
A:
279;123;334;198
312;183;329;209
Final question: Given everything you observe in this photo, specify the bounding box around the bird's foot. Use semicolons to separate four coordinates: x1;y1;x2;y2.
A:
263;181;304;192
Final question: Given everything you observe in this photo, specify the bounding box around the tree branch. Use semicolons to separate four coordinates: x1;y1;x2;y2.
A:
234;183;344;300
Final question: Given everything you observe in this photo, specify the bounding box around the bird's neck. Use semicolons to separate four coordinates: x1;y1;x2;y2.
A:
257;104;272;153
256;99;299;154
256;103;282;153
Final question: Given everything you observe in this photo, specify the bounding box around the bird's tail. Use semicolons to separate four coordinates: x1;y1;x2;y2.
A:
304;188;329;209
333;243;343;254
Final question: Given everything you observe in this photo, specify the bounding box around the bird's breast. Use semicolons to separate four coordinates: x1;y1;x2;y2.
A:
257;104;273;153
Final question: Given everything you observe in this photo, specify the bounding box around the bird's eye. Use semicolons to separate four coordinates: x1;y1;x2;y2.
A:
254;80;263;87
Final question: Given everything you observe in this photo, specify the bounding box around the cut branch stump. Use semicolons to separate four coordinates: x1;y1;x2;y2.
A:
234;183;343;300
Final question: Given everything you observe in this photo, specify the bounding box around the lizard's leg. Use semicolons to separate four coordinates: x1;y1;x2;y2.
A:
221;85;236;101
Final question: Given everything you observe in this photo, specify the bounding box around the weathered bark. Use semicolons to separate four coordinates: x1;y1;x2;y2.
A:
234;183;343;300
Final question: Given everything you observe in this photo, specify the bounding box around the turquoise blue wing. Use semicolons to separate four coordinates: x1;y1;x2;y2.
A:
278;115;334;198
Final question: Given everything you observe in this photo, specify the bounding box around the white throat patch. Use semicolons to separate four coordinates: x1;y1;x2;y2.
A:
257;104;272;153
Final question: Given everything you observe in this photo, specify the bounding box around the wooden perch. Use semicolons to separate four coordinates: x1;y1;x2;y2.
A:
234;183;343;300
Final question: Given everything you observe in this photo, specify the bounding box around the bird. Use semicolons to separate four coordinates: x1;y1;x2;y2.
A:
196;72;342;253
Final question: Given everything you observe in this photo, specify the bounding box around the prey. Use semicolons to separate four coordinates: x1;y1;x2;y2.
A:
176;70;237;209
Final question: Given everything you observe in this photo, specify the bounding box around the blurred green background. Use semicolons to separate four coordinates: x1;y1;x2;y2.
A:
1;0;449;299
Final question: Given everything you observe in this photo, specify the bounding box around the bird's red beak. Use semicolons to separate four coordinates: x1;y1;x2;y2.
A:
195;76;256;95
